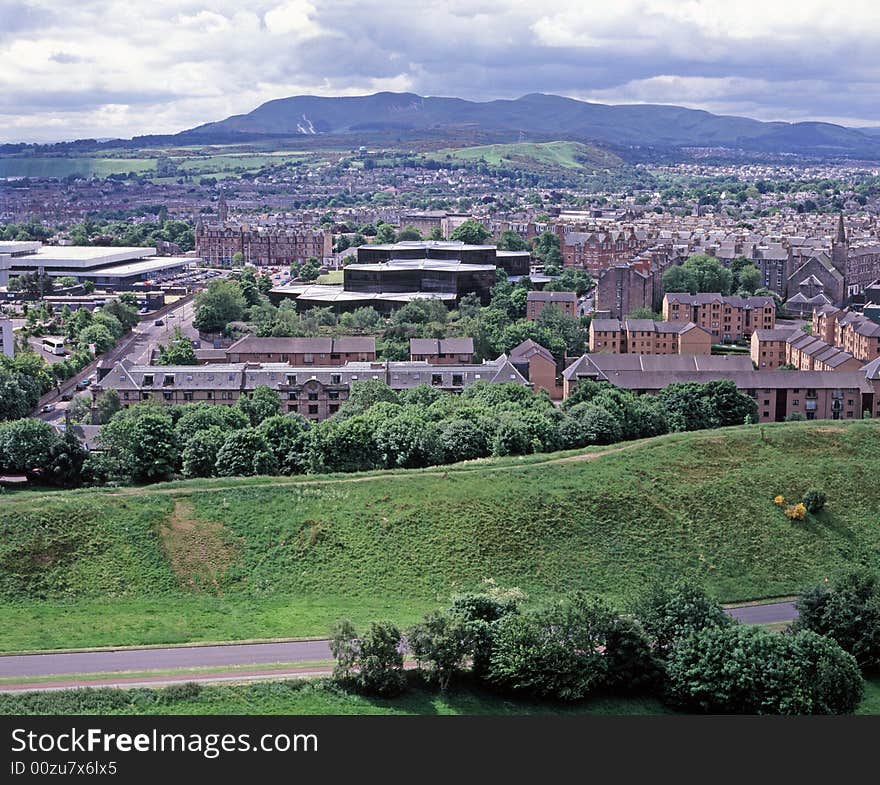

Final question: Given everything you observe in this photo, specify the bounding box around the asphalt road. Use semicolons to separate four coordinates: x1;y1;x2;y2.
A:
0;602;798;682
33;295;196;423
0;640;333;679
725;601;797;625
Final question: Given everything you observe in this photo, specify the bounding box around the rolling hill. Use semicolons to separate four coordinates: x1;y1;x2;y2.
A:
181;91;880;158
1;419;878;653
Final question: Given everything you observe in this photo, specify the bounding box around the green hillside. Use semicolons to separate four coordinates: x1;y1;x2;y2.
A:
1;420;878;653
427;141;622;171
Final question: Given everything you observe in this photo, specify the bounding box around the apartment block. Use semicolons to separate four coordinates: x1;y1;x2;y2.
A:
509;339;561;399
589;319;712;355
223;336;376;365
562;353;877;422
663;293;775;342
95;355;529;422
409;337;474;365
750;329;794;370
525;290;578;320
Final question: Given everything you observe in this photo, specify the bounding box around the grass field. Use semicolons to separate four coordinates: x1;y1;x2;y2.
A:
426;141;623;171
0;157;159;178
1;420;878;653
1;676;877;716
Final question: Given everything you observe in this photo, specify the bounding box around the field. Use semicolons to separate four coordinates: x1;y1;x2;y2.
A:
426;141;623;171
0;150;310;180
1;420;879;653
1;676;877;716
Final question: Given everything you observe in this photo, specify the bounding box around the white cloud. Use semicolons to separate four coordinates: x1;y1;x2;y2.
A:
2;0;880;141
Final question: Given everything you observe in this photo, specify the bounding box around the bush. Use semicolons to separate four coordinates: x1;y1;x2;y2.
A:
330;620;407;697
785;502;807;520
632;582;731;658
793;569;880;670
802;489;826;513
666;625;863;714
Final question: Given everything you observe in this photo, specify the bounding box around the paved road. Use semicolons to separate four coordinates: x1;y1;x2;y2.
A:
0;640;332;679
0;601;798;683
725;601;797;625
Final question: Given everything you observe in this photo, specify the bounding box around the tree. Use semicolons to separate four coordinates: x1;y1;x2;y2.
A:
175;403;248;445
156;327;198;365
75;323;115;353
256;414;310;474
496;230;529;251
450;220;490;245
438;418;490;463
93;389;121;425
487;594;628;701
374;411;440;469
662;254;733;295
181;426;227;478
45;425;87;487
306;415;380;473
736;264;762;294
215;428;277;476
337;380;399;418
0;365;41;422
632;581;731;658
99;405;179;482
0;418;61;476
396;225;422;241
666;625;862;714
236;385;281;426
193;279;246;333
407;610;475;691
329;620;407;697
793;569;880;670
374;223;397;244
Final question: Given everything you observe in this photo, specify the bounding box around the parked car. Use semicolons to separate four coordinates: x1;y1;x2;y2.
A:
154;318;164;327
40;403;55;413
61;392;73;401
76;377;92;390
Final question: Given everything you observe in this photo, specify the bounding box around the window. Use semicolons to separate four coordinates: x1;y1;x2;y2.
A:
308;392;318;401
163;374;174;386
793;399;799;405
763;412;769;418
207;391;214;400
763;399;769;405
287;374;297;385
183;392;193;401
329;404;339;413
304;353;314;364
308;404;318;414
328;391;339;400
143;374;154;386
331;374;341;384
452;374;463;386
331;353;340;360
431;373;442;386
163;392;173;401
123;392;130;400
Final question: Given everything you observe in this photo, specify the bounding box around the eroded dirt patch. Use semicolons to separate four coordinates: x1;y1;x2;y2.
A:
157;501;241;593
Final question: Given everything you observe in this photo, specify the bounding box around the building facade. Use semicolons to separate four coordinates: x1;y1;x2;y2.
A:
409;338;475;364
589;319;712;355
663;293;775;342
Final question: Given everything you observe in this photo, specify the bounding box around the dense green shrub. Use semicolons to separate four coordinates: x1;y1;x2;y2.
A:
802;489;827;513
666;625;863;714
794;570;880;670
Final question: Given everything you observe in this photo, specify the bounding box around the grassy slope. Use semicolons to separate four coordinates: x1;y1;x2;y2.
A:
1;420;879;652
1;677;877;716
427;141;622;171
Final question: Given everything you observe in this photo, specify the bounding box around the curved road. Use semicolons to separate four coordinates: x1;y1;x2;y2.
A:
0;601;798;690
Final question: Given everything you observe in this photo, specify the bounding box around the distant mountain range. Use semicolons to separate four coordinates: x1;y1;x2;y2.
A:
180;92;880;159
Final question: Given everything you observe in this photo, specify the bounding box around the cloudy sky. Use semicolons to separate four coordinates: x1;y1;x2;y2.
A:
2;0;880;142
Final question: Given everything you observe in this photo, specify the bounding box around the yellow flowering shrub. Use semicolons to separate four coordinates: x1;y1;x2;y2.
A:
773;495;785;506
784;502;807;521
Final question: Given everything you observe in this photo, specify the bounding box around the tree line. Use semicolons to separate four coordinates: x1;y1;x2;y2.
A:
0;375;757;488
328;570;880;714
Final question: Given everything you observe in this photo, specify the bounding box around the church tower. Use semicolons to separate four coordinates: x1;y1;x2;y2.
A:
218;191;228;224
831;212;848;273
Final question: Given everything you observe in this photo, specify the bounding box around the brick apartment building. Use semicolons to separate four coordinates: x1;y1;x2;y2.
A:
525;290;578;320
95;355;529;423
594;263;655;319
589;319;712;355
750;328;862;372
663;293;775;342
562;353;877;422
813;306;880;362
509;339;561;399
560;229;647;276
409;338;474;364
222;336;376;365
